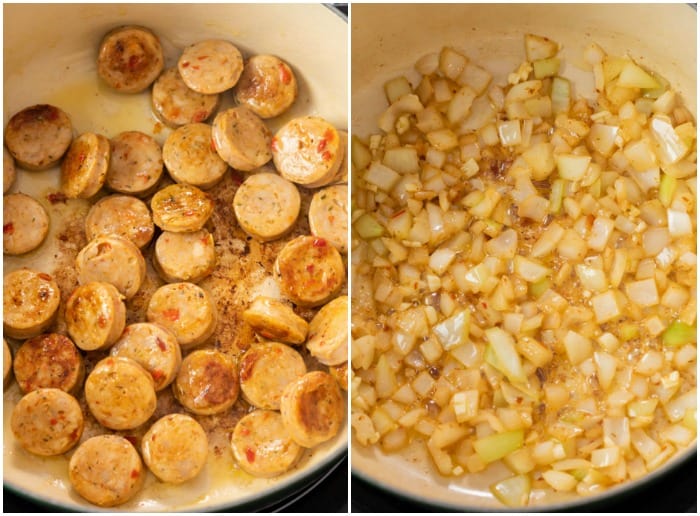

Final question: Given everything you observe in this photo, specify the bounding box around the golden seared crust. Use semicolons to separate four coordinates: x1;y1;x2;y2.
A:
172;349;239;415
231;410;303;477
4;146;16;193
242;296;308;344
142;413;208;484
97;25;164;93
234;55;298;119
3;192;50;255
178;39;243;94
85;194;155;249
274;235;346;307
239;342;306;410
211;106;272;171
146;282;217;348
280;371;344;448
306;295;348;366
329;362;348;391
68;434;145;507
150;183;214;233
3;269;61;340
61;132;111;199
110;322;182;391
233;172;300;242
10;388;84;456
4;104;73;170
271;116;343;186
65;281;126;351
163;123;228;190
152;67;220;128
308;184;348;253
106;131;163;196
3;339;12;385
75;234;146;299
84;356;157;430
13;333;84;394
153;229;217;284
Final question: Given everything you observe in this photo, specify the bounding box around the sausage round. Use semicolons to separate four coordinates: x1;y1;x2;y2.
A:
4;146;16;193
85;194;155;249
3;269;61;340
106;131;163;197
97;25;164;93
10;388;84;456
61;132;111;199
153;229;217;284
146;282;217;348
75;234;146;299
84;356;157;430
239;342;307;410
110;322;182;391
172;349;239;415
68;434;145;507
230;410;303;478
151;67;220;128
163;123;228;189
242;296;308;345
3;339;12;386
308;184;348;253
4;104;73;171
150;183;214;233
305;295;348;366
178;39;244;94
65;281;126;351
280;371;344;448
3;192;50;255
329;362;348;391
13;333;84;394
234;55;298;119
211;106;272;171
274;235;345;307
142;413;208;484
233;172;300;241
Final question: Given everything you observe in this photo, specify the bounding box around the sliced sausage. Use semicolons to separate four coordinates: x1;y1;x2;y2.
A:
4;147;16;193
306;295;348;366
110;322;182;391
274;235;345;307
233;172;300;241
231;410;303;478
65;281;126;351
280;371;344;448
3;269;60;339
61;132;110;199
97;25;164;93
146;282;217;349
153;229;216;283
142;413;208;484
75;234;146;299
151;183;214;233
239;342;307;410
3;192;50;255
271;116;344;186
13;333;84;394
3;339;12;386
242;296;308;344
10;388;83;456
328;130;349;185
84;356;157;430
234;55;298;119
85;194;154;248
178;39;244;94
172;349;239;415
68;434;145;507
106;131;163;197
151;67;220;128
4;104;73;170
163;123;228;189
329;362;348;391
211;106;272;171
308;184;348;253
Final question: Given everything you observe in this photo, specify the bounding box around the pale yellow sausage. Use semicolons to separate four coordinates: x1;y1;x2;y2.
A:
211;106;272;171
234;55;298;119
329;362;348;391
3;192;50;255
152;67;220;128
308;184;348;253
106;131;163;197
172;349;239;415
3;339;12;386
151;183;214;233
153;229;217;283
61;132;110;199
3;269;60;340
65;281;126;351
13;333;84;394
163;123;228;189
178;39;244;94
4;147;16;193
242;296;308;344
306;295;348;366
85;194;155;249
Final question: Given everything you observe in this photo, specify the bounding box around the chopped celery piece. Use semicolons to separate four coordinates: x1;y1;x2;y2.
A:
533;57;560;79
619;323;639;341
474;429;525;463
355;213;384;239
485;327;526;383
659;173;677;207
617;61;660;89
662;321;697;347
529;277;551;299
642;71;670;99
490;474;531;508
